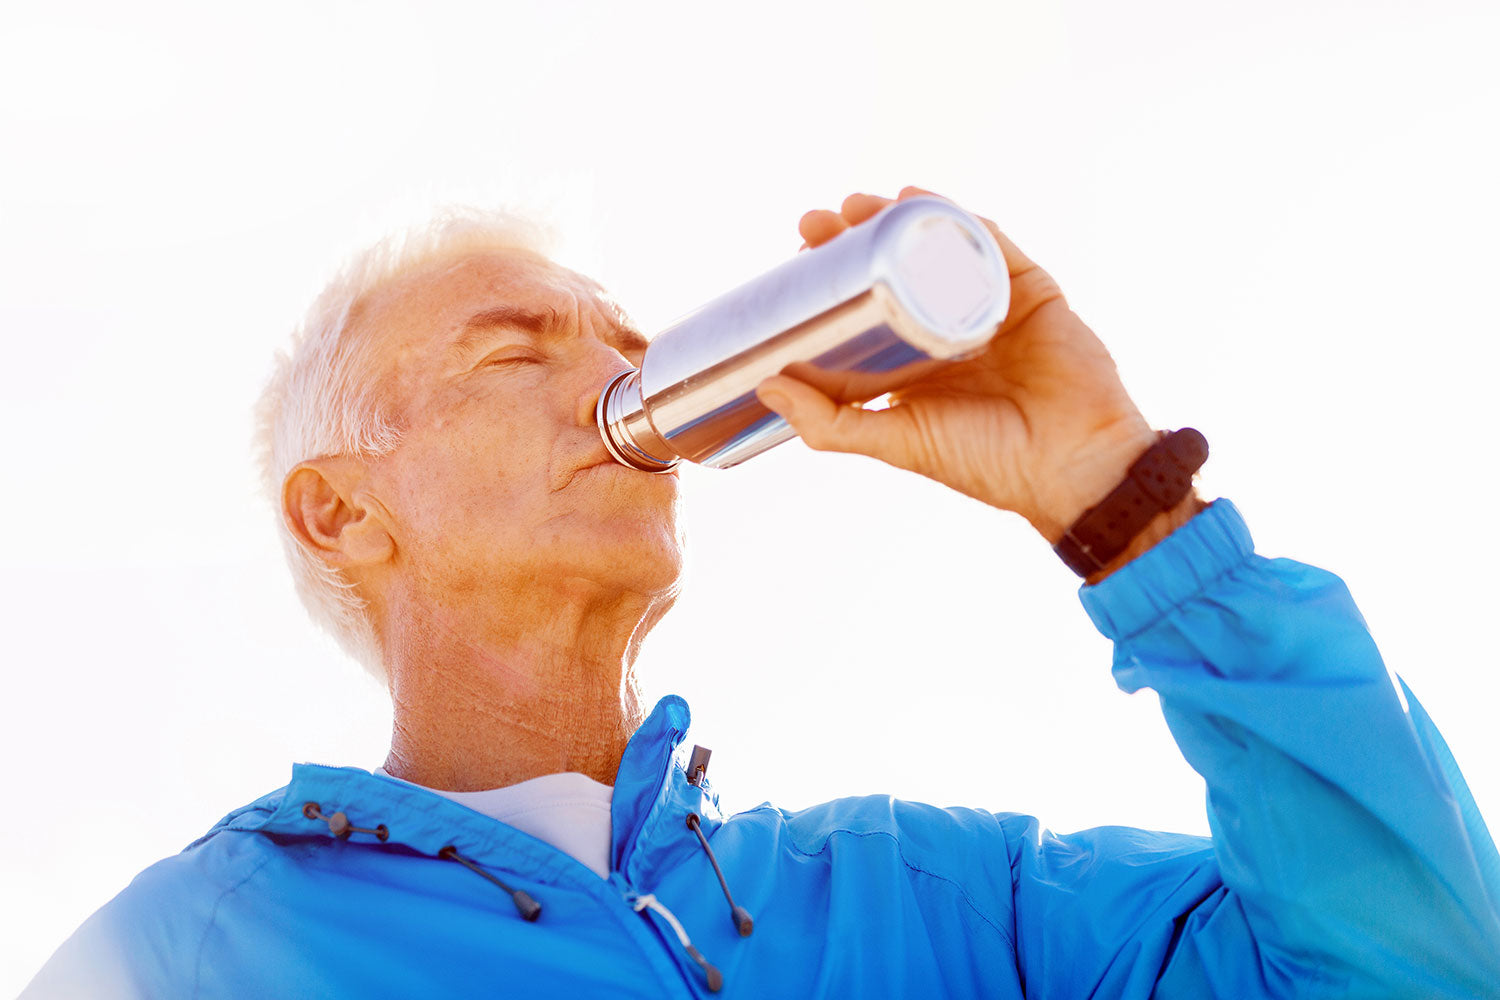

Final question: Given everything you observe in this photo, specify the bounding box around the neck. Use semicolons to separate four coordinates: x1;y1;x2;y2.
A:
378;573;671;792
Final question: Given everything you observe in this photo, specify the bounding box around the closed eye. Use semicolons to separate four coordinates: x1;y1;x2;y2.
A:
476;351;543;371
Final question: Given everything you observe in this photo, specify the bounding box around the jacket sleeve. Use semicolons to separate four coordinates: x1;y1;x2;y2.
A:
1008;499;1500;999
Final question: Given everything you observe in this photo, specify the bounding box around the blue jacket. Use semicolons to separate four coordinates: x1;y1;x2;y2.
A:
25;501;1500;997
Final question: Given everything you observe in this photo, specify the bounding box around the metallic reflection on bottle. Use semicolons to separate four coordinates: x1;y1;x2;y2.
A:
596;197;1012;472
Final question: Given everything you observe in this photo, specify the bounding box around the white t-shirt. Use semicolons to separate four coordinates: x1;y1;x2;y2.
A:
375;768;614;879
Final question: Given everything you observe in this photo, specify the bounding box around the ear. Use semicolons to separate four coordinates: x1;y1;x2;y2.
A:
281;456;396;569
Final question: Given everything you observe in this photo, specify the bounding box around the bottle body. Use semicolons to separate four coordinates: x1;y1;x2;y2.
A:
597;196;1011;471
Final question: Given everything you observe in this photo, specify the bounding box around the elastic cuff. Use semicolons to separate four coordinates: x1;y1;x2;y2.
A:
1078;499;1254;641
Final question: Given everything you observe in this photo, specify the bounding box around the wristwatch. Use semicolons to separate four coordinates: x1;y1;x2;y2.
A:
1053;428;1208;577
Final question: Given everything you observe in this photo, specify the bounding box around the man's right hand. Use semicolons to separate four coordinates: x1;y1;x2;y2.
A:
755;187;1179;564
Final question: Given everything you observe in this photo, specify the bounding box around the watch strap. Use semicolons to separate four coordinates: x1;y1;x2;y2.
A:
1053;428;1208;577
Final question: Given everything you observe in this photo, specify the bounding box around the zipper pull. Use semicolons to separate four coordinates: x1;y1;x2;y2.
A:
686;745;711;786
627;892;724;992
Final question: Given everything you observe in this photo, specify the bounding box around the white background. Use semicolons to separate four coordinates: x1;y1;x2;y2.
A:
3;0;1498;991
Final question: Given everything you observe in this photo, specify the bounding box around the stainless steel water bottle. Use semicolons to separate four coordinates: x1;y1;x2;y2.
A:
596;196;1011;471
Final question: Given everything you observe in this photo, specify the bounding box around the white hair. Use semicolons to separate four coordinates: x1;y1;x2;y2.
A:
254;207;556;684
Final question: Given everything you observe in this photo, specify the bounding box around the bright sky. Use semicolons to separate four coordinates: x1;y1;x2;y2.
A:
3;0;1498;991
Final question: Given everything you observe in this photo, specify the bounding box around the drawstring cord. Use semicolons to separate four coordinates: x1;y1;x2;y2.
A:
302;802;389;842
301;801;541;922
684;745;754;939
440;845;543;922
685;813;753;937
621;807;750;993
630;893;724;993
302;754;748;991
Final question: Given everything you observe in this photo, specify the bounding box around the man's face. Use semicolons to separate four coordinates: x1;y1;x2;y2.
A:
352;248;683;609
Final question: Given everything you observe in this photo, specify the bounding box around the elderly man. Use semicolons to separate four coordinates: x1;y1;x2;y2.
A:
25;189;1500;998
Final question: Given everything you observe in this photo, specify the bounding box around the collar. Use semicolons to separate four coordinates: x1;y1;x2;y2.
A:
208;695;724;887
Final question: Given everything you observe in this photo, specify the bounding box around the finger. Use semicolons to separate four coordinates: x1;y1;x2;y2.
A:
980;221;1039;279
897;185;1039;278
756;375;907;465
839;192;894;226
799;209;849;248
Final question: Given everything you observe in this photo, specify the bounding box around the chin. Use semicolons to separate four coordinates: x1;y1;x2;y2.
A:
570;498;679;586
618;532;686;595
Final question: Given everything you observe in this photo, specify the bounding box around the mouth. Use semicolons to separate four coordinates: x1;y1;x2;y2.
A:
587;460;680;480
557;458;681;491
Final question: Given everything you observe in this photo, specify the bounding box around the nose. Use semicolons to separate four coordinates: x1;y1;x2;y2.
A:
573;341;638;428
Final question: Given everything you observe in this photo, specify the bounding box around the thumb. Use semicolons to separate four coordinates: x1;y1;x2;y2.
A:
755;375;904;464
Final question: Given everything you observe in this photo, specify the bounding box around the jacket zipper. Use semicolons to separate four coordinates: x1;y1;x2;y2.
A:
613;736;725;995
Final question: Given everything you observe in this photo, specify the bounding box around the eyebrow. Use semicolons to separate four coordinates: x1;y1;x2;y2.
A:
450;304;649;359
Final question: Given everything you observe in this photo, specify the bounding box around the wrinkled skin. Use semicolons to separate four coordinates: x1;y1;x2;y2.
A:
283;248;682;790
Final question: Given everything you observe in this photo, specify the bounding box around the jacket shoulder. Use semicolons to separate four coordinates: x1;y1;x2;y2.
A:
746;795;1027;929
22;787;289;999
757;795;1215;904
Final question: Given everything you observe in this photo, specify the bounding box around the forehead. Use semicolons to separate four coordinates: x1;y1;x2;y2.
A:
358;248;610;349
